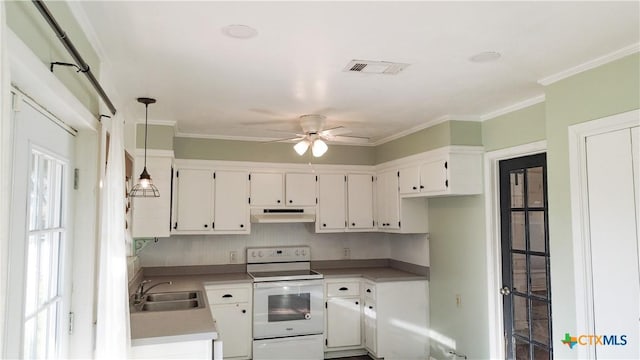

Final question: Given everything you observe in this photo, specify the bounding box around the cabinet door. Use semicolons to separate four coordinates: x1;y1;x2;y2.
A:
317;174;346;231
347;174;374;229
214;171;249;232
132;155;173;238
363;299;377;354
419;158;448;193
250;172;283;207
285;173;317;206
398;165;421;194
175;169;213;231
211;303;252;359
326;297;361;348
376;171;399;230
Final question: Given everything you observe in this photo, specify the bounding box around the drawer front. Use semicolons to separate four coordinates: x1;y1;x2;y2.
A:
363;283;375;299
327;282;360;297
206;286;250;304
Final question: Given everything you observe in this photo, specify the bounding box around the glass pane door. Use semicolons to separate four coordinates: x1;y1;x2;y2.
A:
23;150;67;359
499;153;553;359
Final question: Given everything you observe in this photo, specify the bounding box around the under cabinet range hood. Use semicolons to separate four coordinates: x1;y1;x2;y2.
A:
250;208;316;223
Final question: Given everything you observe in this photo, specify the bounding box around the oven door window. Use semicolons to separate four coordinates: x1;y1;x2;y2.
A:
268;293;311;322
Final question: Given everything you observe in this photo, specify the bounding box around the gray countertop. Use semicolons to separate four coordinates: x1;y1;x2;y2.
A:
129;273;252;346
130;263;426;346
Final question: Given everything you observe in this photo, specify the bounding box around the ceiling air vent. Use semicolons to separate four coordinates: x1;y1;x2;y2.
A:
344;59;409;75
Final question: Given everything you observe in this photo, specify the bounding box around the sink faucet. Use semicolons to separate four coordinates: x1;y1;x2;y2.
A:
133;280;172;304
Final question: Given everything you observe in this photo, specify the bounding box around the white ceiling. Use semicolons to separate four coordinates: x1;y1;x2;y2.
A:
75;1;639;144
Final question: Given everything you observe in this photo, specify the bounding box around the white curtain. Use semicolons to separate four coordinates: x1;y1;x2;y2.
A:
95;115;130;359
0;2;10;355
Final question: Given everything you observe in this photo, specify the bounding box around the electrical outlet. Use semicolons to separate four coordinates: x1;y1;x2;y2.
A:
455;294;462;308
230;251;238;263
343;248;351;259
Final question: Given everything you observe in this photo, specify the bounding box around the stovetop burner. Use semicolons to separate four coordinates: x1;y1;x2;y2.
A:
246;246;323;282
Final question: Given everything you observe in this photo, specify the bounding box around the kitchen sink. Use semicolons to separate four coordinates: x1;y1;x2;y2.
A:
145;291;199;302
131;290;205;313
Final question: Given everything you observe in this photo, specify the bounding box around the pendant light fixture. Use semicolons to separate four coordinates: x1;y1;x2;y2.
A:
129;97;160;197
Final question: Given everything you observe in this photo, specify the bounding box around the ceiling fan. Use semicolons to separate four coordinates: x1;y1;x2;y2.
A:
269;114;369;157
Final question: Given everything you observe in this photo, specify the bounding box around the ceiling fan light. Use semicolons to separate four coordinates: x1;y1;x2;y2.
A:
312;139;328;157
294;140;310;156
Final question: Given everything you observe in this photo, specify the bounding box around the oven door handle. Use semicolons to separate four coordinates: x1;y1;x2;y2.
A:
253;279;324;289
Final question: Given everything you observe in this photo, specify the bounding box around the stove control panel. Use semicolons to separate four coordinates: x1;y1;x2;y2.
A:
247;246;310;263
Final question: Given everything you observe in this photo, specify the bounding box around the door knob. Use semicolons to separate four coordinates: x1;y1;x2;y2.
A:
499;286;511;296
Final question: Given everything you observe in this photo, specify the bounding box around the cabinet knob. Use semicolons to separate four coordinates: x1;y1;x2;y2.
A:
204;224;208;228
323;223;327;227
368;306;373;309
420;185;424;189
289;200;293;204
412;186;417;190
173;222;177;230
240;224;244;228
339;287;349;291
277;200;281;203
366;289;372;293
242;309;246;314
355;301;359;305
351;223;355;226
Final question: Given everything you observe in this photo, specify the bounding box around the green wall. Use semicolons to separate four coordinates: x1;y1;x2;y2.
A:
482;102;546;152
136;124;175;151
375;120;482;163
173;137;376;165
544;53;639;359
428;195;488;359
6;1;100;115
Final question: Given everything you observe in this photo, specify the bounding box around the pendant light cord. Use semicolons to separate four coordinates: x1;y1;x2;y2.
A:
144;103;148;169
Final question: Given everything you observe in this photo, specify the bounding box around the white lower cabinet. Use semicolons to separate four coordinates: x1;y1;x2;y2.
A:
325;280;362;349
205;283;253;359
324;279;429;360
129;340;212;359
368;280;429;360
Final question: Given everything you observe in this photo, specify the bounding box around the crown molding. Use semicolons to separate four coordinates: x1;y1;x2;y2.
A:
480;94;546;122
538;42;640;86
175;131;283;142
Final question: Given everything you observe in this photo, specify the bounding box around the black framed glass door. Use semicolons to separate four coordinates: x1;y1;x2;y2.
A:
499;153;552;359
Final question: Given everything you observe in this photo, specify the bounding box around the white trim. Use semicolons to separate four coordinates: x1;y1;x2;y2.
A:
538;43;640;86
375;145;484;172
66;2;109;65
11;87;77;136
567;108;640;360
7;29;97;131
175;130;377;146
137;119;177;128
480;95;546;122
483;140;547;360
134;149;175;158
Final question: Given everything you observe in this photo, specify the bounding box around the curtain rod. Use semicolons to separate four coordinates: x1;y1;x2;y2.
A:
32;0;117;116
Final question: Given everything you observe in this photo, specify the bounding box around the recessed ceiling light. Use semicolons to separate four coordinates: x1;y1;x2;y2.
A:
222;24;258;39
469;51;501;63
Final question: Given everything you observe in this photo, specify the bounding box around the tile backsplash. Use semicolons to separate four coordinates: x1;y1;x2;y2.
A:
137;223;429;267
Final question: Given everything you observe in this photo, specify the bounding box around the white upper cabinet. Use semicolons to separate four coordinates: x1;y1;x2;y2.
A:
347;174;375;230
398;147;483;197
174;168;214;232
214;170;249;232
131;152;174;238
376;170;399;230
285;173;317;206
317;174;347;232
249;172;283;207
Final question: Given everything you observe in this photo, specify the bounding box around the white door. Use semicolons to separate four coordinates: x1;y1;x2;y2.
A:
585;127;639;359
5;96;75;358
175;168;213;231
285;173;317;206
347;174;374;230
326;297;361;348
213;170;249;231
250;172;283;206
210;303;251;358
317;174;346;231
419;158;448;193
